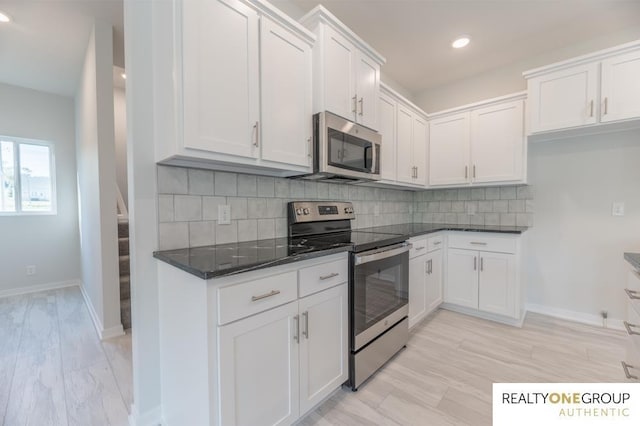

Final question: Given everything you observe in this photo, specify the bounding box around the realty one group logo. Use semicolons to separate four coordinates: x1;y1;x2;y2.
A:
493;383;640;426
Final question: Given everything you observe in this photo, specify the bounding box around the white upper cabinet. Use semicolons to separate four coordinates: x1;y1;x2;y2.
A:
429;113;470;186
182;0;261;159
429;93;527;188
525;40;640;137
471;100;525;184
260;18;313;167
157;0;315;176
301;5;385;131
527;63;598;133
600;50;640;123
378;91;397;181
379;83;428;188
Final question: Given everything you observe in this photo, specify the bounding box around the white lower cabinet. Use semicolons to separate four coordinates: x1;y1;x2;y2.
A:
408;236;443;328
218;283;348;425
477;251;517;317
445;248;479;309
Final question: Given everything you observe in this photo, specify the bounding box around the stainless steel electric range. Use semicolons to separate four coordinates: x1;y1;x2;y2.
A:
288;201;410;391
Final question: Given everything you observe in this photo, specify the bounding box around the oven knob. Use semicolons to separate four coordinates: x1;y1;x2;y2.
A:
303;208;310;215
344;207;350;214
296;208;303;215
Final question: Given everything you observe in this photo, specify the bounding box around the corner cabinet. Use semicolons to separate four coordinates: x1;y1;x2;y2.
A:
155;0;315;176
429;93;526;188
377;83;428;188
300;5;385;131
443;232;524;325
157;252;349;426
525;40;640;138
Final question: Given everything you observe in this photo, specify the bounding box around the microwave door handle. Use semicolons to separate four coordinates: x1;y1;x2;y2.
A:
370;143;377;174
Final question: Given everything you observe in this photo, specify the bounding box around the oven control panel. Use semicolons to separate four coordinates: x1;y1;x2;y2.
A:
288;201;355;223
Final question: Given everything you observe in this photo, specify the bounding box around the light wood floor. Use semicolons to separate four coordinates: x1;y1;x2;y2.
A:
1;290;629;426
0;287;132;426
300;309;629;426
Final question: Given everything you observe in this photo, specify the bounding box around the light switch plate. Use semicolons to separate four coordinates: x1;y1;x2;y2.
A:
218;205;231;224
612;202;625;217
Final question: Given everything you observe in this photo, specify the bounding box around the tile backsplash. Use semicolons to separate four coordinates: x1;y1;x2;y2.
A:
157;165;534;249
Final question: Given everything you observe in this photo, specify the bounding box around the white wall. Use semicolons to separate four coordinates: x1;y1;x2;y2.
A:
415;25;640;113
114;87;128;206
75;21;122;337
527;130;640;324
0;83;80;295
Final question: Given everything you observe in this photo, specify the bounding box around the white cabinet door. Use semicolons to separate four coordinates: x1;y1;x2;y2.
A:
322;26;357;121
471;100;524;184
413;114;428;186
429;113;470;186
528;63;599;133
218;301;299;426
378;93;397;181
355;50;380;130
396;105;414;184
478;252;517;318
260;18;312;167
601;50;640;123
182;0;260;158
445;248;478;309
408;255;427;328
298;284;348;415
425;250;443;314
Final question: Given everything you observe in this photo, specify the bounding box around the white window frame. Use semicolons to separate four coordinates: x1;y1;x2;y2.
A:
0;136;57;216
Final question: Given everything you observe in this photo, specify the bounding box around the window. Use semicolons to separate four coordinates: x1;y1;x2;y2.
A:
0;137;56;215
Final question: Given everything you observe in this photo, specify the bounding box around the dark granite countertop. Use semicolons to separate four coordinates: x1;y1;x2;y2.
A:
154;223;528;280
360;223;528;237
625;252;640;270
154;237;352;279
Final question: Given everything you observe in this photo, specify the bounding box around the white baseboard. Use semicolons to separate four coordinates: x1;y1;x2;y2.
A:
0;279;80;298
79;284;125;340
440;303;526;328
129;404;163;426
526;303;625;331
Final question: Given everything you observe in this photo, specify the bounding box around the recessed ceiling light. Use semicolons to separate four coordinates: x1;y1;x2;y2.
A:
121;73;126;79
0;11;12;23
452;36;470;49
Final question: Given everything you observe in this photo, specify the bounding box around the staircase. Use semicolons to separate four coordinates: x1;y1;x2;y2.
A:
118;219;131;330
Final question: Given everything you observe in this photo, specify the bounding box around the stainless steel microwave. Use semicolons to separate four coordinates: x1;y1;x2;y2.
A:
296;112;381;183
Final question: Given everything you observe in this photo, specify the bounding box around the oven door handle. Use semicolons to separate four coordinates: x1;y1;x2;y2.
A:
354;243;412;265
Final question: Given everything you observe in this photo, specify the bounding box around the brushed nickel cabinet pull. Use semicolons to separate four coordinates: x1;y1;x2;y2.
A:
625;288;640;300
470;241;487;246
474;256;477;271
433;241;441;246
302;311;309;339
253;121;259;147
465;165;468;179
621;361;638;380
251;289;280;302
319;272;339;280
293;314;299;343
624;321;640;336
358;97;364;116
480;257;484;272
604;97;608;115
415;246;426;251
307;137;312;157
429;259;433;274
415;167;419;179
352;96;358;113
589;100;594;117
473;165;476;179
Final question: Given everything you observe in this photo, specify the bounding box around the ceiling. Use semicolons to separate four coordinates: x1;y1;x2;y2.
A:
273;0;640;94
0;0;124;97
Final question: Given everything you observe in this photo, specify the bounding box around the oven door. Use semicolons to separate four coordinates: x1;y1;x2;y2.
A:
352;243;409;351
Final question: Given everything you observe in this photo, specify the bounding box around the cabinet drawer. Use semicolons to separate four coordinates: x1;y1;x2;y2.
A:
447;233;517;254
427;235;444;252
409;237;428;258
218;271;298;325
299;258;348;298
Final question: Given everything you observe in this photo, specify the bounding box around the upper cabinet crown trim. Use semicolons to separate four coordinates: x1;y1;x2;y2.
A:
249;0;316;45
380;81;428;119
300;5;386;65
523;39;640;79
428;91;527;119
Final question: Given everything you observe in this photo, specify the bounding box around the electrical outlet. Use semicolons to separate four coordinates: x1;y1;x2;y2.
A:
26;265;36;276
612;202;625;216
218;205;231;225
